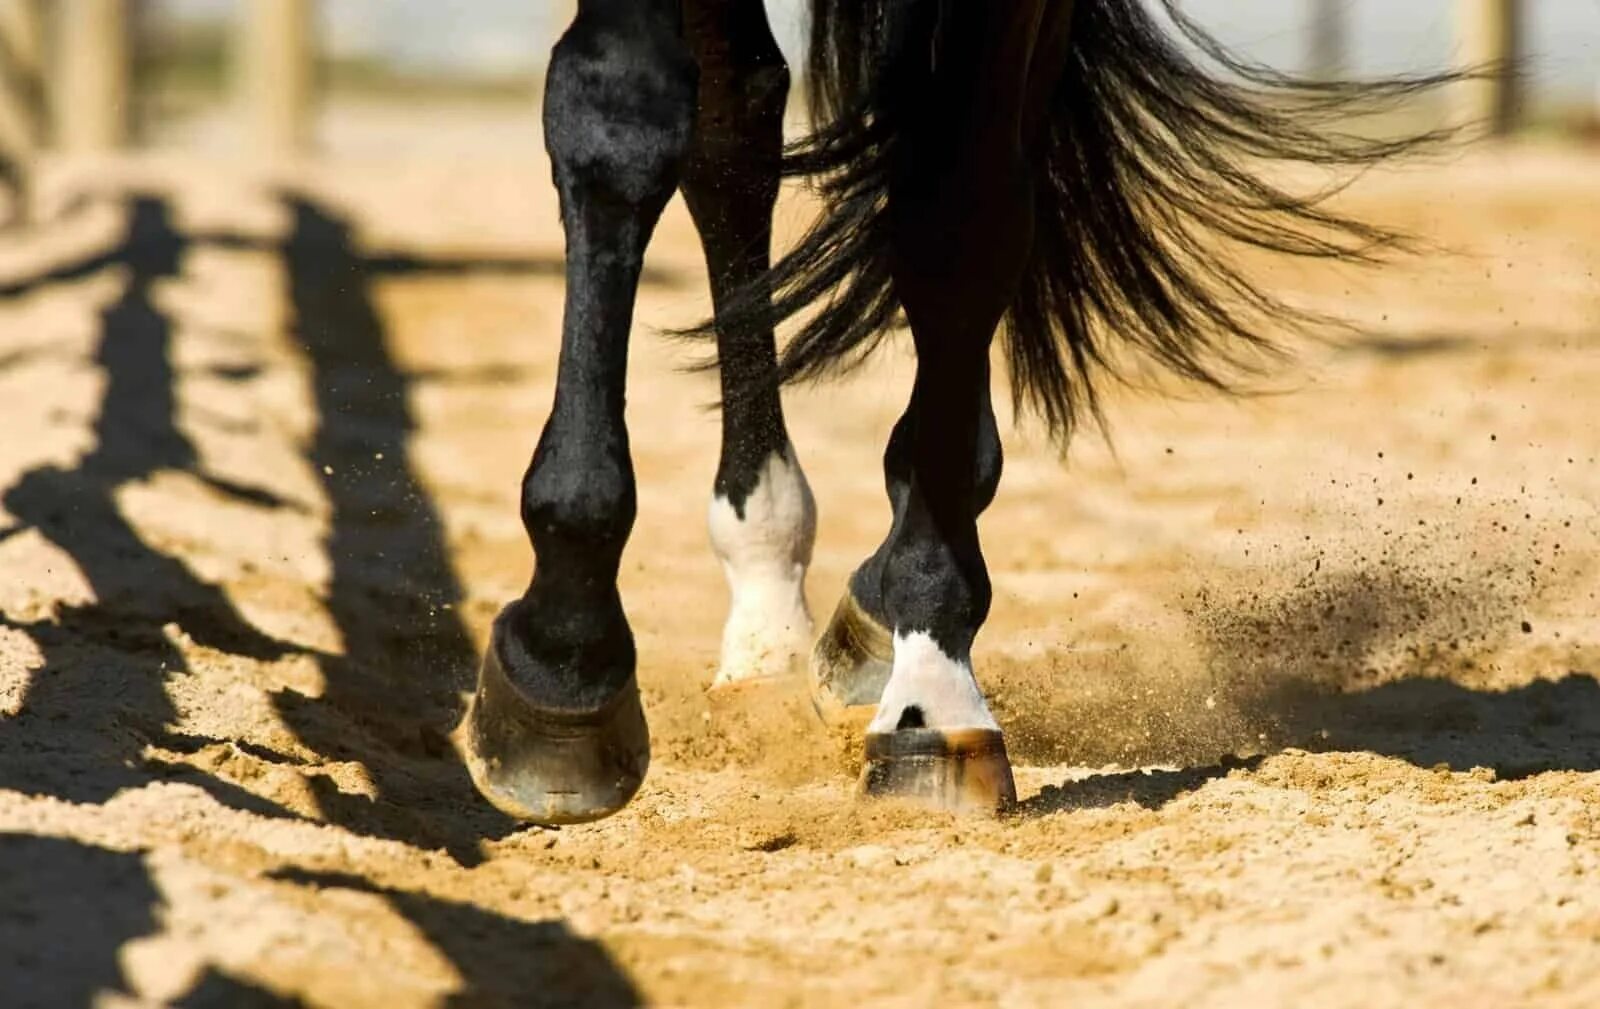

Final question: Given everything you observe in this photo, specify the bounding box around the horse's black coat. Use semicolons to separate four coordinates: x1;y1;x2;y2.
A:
848;376;1003;656
477;0;1460;814
680;0;795;516
502;0;693;710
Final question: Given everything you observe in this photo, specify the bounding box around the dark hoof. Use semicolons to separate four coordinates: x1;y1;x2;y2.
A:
809;591;892;729
858;728;1016;815
462;632;649;826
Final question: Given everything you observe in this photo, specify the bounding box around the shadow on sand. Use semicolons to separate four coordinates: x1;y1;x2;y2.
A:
271;867;642;1008
0;191;580;856
0;196;304;818
0;833;637;1007
265;194;523;861
0;191;648;1004
0;833;307;1009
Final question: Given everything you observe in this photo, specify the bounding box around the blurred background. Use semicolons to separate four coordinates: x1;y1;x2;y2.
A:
0;0;1596;177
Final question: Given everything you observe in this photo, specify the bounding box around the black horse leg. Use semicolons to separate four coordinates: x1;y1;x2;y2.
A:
680;0;817;689
464;0;695;825
841;1;1048;812
812;0;1072;730
811;374;1000;718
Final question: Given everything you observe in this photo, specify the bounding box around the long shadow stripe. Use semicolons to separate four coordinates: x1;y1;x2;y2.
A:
273;194;514;858
0;195;297;817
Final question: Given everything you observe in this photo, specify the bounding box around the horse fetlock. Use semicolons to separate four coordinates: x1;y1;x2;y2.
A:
708;448;816;686
870;631;998;735
521;444;636;562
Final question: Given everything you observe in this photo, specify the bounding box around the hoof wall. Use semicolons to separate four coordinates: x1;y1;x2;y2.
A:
858;728;1016;815
463;635;648;826
809;592;892;730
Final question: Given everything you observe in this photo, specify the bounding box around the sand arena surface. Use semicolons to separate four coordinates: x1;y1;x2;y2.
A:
1;145;1599;1007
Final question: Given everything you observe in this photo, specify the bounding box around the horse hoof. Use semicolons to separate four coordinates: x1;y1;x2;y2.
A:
858;727;1016;815
462;630;649;826
809;591;893;730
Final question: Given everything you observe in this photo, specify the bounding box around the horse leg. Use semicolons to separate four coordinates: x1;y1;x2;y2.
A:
464;0;695;825
680;0;816;689
857;303;1020;813
844;2;1047;812
810;374;1001;723
810;0;1076;731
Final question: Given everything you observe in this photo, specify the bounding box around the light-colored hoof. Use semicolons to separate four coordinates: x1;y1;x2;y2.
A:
708;446;817;691
809;591;892;731
462;636;648;826
857;727;1017;816
710;608;811;692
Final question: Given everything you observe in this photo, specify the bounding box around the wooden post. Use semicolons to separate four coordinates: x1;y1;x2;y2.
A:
236;0;314;154
0;0;46;149
0;0;44;223
1456;0;1524;136
54;0;131;152
1306;0;1348;81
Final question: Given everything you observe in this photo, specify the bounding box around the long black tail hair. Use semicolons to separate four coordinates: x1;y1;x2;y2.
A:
687;0;1462;440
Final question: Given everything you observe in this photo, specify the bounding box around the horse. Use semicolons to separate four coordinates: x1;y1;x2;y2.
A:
461;0;1459;825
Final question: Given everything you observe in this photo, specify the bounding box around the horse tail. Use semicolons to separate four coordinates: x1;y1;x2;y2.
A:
1004;0;1459;436
684;0;1461;441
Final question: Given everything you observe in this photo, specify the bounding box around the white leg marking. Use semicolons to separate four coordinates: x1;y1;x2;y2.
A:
708;446;817;686
868;631;999;734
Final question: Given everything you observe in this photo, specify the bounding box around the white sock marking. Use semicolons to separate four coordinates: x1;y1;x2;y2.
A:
868;630;999;733
708;446;817;685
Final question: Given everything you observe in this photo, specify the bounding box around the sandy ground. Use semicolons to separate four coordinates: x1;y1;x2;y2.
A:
1;138;1599;1008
